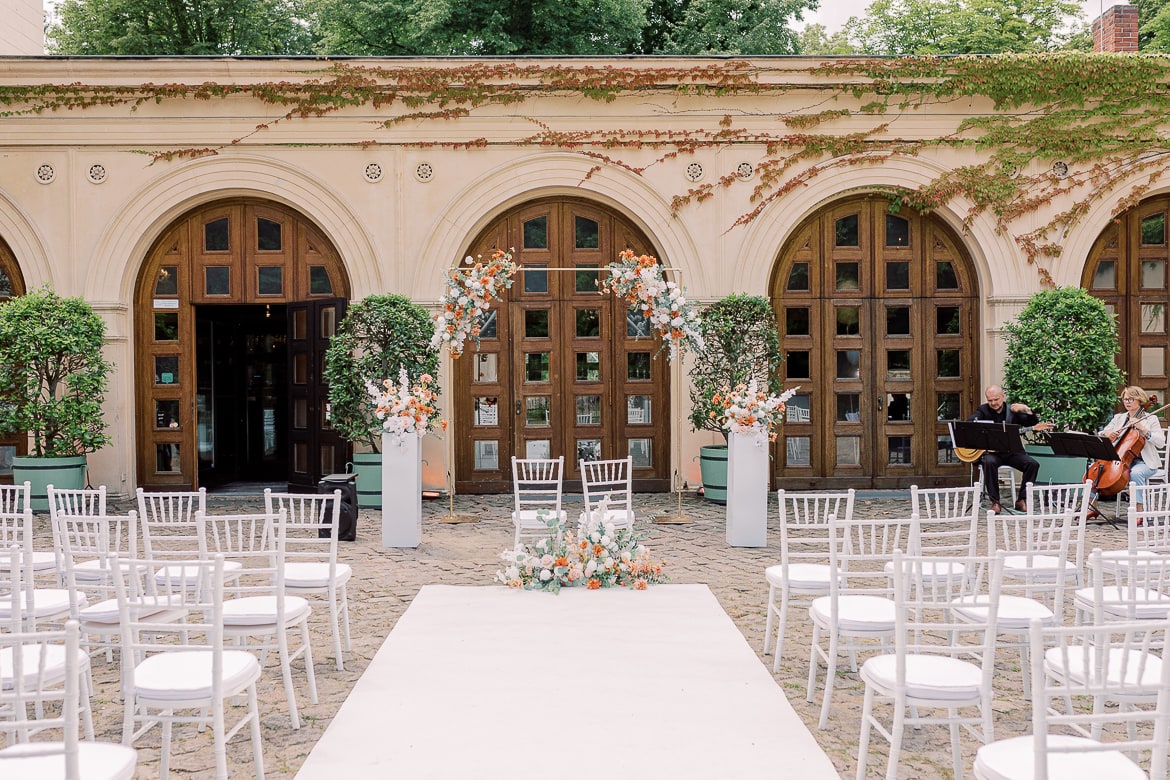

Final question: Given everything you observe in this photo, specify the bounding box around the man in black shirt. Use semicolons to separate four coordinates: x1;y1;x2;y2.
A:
968;384;1040;513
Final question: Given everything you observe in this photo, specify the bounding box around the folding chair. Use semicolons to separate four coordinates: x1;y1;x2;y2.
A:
511;456;567;548
764;489;855;671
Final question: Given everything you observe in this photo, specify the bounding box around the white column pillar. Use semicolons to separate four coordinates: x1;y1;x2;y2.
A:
382;432;422;548
726;429;768;547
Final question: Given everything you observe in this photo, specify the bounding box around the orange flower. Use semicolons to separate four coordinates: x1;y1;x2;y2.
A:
635;579;647;590
555;556;568;567
593;544;604;556
586;579;601;590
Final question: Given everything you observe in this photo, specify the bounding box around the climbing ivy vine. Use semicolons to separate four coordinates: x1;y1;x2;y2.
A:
3;53;1169;282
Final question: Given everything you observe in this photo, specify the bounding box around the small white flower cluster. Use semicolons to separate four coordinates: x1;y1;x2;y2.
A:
713;381;799;443
600;250;703;360
368;367;442;445
431;248;518;358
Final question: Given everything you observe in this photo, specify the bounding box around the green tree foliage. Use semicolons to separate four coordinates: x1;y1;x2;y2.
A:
322;294;439;452
660;0;819;54
797;22;858;55
846;0;1081;55
309;0;651;55
1134;0;1170;51
688;294;783;437
1002;287;1125;434
0;288;112;457
46;0;315;55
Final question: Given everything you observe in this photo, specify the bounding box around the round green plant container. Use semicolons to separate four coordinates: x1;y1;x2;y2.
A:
13;455;87;511
699;445;729;505
351;452;382;509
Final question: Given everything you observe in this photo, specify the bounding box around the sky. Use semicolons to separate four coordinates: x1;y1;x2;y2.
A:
800;0;1128;33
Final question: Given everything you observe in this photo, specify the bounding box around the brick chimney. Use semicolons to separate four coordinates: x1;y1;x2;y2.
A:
1093;4;1140;53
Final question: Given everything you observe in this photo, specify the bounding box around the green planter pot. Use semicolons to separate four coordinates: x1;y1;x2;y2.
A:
12;454;87;511
699;445;729;505
1024;444;1090;486
351;452;383;509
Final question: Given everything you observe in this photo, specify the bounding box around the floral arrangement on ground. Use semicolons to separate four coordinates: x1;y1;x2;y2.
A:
497;507;668;593
369;367;445;443
713;381;799;442
599;249;703;360
431;248;519;358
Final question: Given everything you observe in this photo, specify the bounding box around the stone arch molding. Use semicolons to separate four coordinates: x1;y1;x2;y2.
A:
0;188;54;288
734;157;1011;297
412;153;707;296
89;155;380;303
1057;178;1170;288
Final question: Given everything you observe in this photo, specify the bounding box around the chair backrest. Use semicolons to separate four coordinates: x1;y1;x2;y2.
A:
53;511;139;622
1086;547;1170;623
579;457;632;515
1127;506;1170;554
909;484;979;557
890;549;1004;684
264;489;342;569
1025;481;1090;574
1132;482;1170;512
512;456;564;516
0;481;30;514
47;485;107;520
198;510;286;599
778;489;855;569
827;514;917;602
989;508;1074;612
0;616;83;771
136;488;206;552
1027;617;1170;779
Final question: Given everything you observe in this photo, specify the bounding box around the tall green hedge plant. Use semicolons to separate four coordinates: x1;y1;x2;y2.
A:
323;294;440;452
689;294;783;438
1002;286;1125;434
0;287;113;456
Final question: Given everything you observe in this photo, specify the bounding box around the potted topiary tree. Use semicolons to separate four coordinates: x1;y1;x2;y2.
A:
0;287;113;509
322;294;440;509
1002;286;1125;483
689;294;783;503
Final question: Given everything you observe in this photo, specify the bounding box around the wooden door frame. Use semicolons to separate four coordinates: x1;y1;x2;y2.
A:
0;241;26;485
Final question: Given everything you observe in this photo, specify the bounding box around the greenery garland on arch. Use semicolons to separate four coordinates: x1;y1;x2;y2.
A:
5;53;1170;281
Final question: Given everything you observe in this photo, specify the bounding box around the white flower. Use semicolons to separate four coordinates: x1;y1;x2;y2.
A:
539;569;552;581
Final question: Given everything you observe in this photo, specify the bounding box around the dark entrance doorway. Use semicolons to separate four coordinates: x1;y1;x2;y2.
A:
195;305;288;489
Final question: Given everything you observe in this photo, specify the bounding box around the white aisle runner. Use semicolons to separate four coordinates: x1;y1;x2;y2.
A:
295;584;839;779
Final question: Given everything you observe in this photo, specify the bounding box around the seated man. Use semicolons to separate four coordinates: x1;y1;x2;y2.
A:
968;384;1040;513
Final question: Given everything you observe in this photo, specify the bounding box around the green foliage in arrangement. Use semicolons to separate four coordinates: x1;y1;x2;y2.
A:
1002;287;1126;434
0;288;113;457
688;294;783;438
322;294;440;452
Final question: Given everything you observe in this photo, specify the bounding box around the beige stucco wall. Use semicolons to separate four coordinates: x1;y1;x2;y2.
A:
0;56;1160;493
0;0;43;56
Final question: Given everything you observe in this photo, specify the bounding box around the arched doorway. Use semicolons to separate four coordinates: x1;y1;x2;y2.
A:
770;195;980;489
1082;196;1170;406
134;199;351;491
0;237;27;485
453;197;671;494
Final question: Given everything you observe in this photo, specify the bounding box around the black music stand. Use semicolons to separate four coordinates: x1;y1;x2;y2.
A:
1050;432;1122;527
951;421;1025;454
952;421;1025;512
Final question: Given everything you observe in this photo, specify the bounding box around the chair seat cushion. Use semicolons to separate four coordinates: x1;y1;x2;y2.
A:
974;734;1147;780
79;595;186;624
155;560;243;585
73;558;114;581
861;653;983;701
283;562;352;589
0;588;82;620
951;594;1055;630
1;643;87;688
1074;586;1170;619
134;649;261;701
222;595;310;626
0;550;58;573
765;563;834;592
1044;644;1163;689
1003;554;1076;578
0;740;138;780
810;595;896;633
883;558;968;581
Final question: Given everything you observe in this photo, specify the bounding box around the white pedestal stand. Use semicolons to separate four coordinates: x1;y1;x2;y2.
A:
726;428;768;547
381;432;422;548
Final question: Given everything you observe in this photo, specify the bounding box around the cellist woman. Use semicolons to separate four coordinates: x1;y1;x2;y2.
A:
1100;386;1166;512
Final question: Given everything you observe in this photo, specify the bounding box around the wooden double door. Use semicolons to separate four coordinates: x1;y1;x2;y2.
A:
772;197;980;489
453;198;671;494
134;200;350;491
0;239;26;485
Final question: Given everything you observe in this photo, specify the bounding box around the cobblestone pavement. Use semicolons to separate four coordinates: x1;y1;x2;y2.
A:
36;490;1128;779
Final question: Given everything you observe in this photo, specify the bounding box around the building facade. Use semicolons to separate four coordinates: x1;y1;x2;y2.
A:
0;54;1166;496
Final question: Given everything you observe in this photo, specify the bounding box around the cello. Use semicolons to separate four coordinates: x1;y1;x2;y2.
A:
1083;395;1166;496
